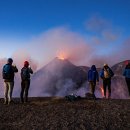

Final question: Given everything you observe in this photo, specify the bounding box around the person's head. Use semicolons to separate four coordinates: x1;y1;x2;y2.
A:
104;64;109;69
24;61;29;67
7;58;13;64
91;65;96;71
127;62;130;66
126;62;130;69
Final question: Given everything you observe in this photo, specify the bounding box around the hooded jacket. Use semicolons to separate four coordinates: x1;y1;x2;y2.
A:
100;67;114;79
87;65;99;84
123;64;130;78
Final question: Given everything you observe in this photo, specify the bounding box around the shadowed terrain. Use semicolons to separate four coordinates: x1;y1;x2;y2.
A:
0;97;130;130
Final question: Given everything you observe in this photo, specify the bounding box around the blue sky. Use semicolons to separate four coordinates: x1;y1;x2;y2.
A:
0;0;130;35
0;0;130;64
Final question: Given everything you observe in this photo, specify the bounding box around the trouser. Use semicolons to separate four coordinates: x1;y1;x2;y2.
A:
103;78;111;97
20;80;30;102
125;78;130;96
4;82;14;102
89;81;96;95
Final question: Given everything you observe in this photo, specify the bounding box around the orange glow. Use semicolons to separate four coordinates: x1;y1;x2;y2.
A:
57;51;66;60
100;86;104;97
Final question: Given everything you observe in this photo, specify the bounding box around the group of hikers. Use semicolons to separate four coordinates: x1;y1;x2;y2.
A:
2;58;130;105
87;63;130;99
2;58;33;105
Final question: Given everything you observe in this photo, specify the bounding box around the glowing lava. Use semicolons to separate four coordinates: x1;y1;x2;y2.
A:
100;86;104;97
57;51;66;60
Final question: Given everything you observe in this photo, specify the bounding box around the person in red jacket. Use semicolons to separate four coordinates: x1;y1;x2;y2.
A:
20;61;33;103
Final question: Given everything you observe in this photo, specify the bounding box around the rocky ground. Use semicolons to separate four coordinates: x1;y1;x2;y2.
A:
0;97;130;130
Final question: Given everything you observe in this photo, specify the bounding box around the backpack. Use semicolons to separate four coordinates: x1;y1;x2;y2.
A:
107;68;114;78
21;67;30;80
65;94;81;102
3;64;13;79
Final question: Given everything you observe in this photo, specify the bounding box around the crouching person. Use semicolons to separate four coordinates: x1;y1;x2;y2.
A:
20;61;33;103
2;58;18;105
87;65;99;95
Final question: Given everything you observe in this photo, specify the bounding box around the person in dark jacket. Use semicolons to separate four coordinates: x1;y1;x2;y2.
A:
100;64;114;99
123;62;130;98
88;65;99;95
2;58;18;105
20;61;33;103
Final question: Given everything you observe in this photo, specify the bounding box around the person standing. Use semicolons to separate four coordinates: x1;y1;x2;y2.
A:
87;65;99;95
100;64;114;99
20;61;33;103
2;58;18;105
123;62;130;98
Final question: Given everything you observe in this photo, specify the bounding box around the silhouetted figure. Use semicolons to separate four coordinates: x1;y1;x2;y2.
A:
20;61;33;103
123;62;130;98
100;64;114;99
87;65;99;95
2;58;18;105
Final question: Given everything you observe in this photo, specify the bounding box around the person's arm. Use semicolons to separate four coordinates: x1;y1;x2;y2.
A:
29;67;33;74
12;65;18;73
100;70;104;79
87;70;90;82
123;69;126;76
96;71;99;82
110;68;114;77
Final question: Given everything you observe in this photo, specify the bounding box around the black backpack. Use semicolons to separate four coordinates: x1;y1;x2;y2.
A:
3;64;13;79
65;95;81;102
21;67;30;80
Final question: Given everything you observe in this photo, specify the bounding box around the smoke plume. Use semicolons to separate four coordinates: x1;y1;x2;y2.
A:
0;16;130;98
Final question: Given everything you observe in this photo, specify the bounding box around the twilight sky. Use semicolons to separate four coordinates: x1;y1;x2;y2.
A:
0;0;130;67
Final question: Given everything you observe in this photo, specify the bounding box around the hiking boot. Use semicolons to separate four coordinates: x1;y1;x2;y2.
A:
108;96;111;99
4;101;8;105
108;93;111;99
20;101;24;104
20;99;24;104
103;96;106;99
24;98;29;103
8;100;14;105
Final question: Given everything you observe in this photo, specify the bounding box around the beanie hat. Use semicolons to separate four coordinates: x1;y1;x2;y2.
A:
7;58;13;64
104;64;108;67
24;61;29;67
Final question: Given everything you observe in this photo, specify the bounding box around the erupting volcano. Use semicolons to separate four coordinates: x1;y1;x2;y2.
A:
57;51;67;60
29;59;130;99
30;57;88;97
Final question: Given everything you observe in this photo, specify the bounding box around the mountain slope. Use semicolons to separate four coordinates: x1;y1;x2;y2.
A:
30;58;88;96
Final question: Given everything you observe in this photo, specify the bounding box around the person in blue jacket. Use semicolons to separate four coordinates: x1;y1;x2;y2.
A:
87;65;99;95
123;62;130;97
100;64;114;99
